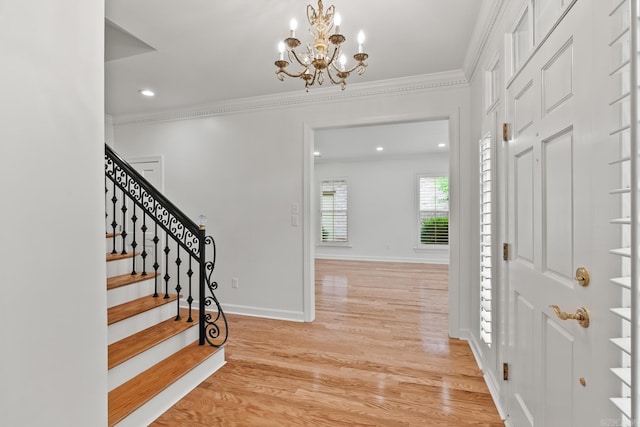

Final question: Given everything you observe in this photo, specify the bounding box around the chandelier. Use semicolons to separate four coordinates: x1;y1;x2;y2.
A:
274;0;369;91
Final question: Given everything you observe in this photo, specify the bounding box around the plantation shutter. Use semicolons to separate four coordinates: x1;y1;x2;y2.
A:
418;176;449;245
608;0;636;420
480;135;492;347
321;179;348;242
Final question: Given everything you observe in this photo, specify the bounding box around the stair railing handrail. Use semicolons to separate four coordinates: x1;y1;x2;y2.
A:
105;143;227;347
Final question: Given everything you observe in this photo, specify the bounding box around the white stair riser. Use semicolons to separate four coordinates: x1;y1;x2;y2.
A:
109;302;177;345
107;256;140;277
114;349;226;427
108;279;157;308
108;325;199;391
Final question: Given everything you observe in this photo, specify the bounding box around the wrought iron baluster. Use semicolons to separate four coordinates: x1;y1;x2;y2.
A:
141;212;148;276
163;233;171;299
153;219;159;298
110;180;118;254
175;246;182;321
187;258;194;322
105;177;108;236
120;188;128;255
199;227;206;345
130;204;138;275
200;232;229;347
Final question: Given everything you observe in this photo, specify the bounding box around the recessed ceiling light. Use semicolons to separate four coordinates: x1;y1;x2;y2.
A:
438;143;446;148
313;151;321;157
376;147;384;152
139;89;155;97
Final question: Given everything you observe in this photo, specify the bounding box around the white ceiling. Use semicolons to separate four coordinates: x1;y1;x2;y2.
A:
105;0;487;117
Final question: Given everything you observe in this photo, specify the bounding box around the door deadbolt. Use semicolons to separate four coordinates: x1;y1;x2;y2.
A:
575;267;590;287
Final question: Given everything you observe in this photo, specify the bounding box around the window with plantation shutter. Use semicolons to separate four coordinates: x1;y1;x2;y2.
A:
417;175;449;245
479;135;492;347
320;179;348;243
608;0;635;421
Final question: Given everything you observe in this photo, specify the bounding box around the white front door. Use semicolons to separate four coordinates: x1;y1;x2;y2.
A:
504;3;616;425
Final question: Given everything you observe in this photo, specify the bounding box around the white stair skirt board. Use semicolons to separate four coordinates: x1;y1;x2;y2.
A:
107;278;156;308
114;348;226;427
108;324;199;391
108;302;176;345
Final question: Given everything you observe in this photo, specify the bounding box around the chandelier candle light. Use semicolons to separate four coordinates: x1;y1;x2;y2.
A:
274;0;369;91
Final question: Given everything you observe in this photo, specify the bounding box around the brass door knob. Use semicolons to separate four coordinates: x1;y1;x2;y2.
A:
575;267;590;286
550;305;590;328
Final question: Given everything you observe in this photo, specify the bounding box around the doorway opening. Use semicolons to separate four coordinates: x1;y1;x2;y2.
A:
302;115;460;335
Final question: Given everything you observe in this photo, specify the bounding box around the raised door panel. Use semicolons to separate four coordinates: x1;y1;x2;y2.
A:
543;129;574;280
542;39;573;115
515;148;535;263
542;316;575;426
515;80;535;136
511;292;536;427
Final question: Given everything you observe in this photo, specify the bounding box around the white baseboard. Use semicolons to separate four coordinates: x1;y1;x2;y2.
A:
221;304;305;322
182;301;305;322
314;254;449;265
458;328;507;425
459;328;484;369
484;369;507;421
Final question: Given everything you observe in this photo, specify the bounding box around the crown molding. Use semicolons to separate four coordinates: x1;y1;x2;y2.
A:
462;0;506;81
111;70;469;127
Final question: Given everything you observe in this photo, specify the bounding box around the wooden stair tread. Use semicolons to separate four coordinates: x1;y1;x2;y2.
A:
106;252;139;262
106;232;122;239
108;294;178;325
107;272;159;291
108;308;197;369
108;341;219;426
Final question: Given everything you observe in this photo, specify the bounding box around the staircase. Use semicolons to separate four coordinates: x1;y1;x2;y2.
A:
104;145;228;426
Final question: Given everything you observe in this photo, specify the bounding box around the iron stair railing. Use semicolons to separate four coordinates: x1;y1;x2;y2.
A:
104;143;228;347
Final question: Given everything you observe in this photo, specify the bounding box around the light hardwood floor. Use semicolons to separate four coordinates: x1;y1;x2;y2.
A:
151;259;504;426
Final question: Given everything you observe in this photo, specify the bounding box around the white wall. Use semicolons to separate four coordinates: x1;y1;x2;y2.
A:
315;154;449;263
0;1;107;426
106;114;115;146
113;79;473;326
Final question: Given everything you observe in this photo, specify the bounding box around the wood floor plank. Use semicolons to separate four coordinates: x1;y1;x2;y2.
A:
108;308;197;369
108;341;219;426
107;294;178;325
151;260;504;426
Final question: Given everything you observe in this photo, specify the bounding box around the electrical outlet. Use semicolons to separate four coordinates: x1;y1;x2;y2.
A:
231;278;238;289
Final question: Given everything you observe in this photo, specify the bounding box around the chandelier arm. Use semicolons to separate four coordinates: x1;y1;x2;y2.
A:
326;68;342;85
304;68;319;91
343;61;367;75
277;68;311;79
326;68;347;90
288;49;310;68
325;46;339;68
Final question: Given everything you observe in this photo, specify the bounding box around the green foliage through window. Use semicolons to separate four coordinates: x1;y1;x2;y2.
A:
420;217;449;244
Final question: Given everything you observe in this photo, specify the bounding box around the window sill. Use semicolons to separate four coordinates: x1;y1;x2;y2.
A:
317;243;352;248
414;245;448;253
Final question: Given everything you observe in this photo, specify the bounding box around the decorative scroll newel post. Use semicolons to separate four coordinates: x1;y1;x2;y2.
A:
197;214;207;345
